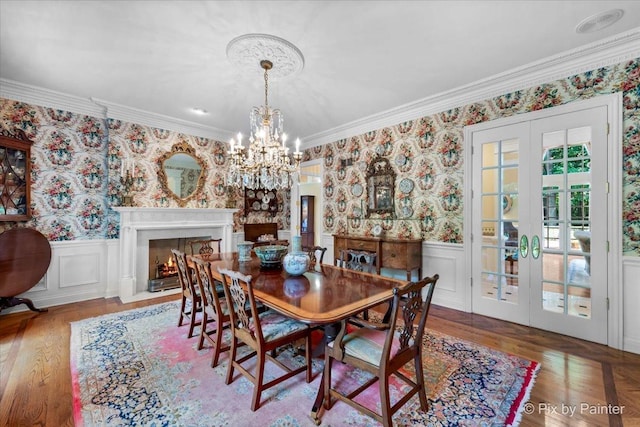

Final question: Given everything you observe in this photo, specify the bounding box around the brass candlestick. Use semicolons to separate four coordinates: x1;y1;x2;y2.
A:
120;170;134;207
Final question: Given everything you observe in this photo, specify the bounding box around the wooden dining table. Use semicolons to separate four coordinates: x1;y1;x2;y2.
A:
188;252;407;424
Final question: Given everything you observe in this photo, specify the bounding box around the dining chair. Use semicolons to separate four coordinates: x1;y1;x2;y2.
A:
189;238;222;257
191;256;234;367
323;274;439;427
337;248;378;319
304;245;327;267
218;267;312;411
172;248;203;338
336;249;377;273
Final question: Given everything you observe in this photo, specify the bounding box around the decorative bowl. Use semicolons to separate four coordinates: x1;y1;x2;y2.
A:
253;245;288;268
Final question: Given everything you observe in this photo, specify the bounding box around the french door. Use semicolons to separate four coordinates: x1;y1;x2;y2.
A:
470;104;609;344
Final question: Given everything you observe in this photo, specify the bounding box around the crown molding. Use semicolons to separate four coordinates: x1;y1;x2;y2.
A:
0;79;105;118
302;28;640;148
0;79;233;142
2;29;638;147
90;98;233;142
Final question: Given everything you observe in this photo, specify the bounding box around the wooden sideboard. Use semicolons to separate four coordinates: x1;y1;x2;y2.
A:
333;234;422;280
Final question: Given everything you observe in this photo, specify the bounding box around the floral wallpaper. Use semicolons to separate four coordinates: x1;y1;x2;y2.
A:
106;120;290;232
305;58;640;256
1;57;638;255
0;100;109;240
0;102;290;240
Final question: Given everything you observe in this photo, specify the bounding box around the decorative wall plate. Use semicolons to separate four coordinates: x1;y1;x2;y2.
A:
401;205;414;218
351;183;363;197
399;178;414;193
372;223;383;237
247;190;255;198
252;201;261;210
395;154;407;166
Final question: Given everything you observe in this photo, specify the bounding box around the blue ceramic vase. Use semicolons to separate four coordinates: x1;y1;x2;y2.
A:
283;236;310;276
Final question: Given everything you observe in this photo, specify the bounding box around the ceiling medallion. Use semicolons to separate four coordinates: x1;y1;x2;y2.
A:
226;33;304;79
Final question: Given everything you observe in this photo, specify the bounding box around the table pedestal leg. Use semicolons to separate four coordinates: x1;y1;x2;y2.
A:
310;322;340;425
0;296;47;313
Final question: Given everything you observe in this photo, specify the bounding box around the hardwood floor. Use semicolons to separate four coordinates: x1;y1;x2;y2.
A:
1;295;639;426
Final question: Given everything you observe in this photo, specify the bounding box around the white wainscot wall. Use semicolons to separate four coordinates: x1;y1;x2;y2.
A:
623;256;640;354
1;239;116;314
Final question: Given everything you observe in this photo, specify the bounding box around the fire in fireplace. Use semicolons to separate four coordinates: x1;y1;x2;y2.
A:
156;255;177;279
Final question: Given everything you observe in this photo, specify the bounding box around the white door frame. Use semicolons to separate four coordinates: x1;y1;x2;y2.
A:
463;93;623;349
290;158;324;239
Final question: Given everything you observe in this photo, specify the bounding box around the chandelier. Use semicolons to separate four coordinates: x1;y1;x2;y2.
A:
227;59;302;191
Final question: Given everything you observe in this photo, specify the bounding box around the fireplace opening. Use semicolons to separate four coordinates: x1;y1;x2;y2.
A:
147;236;209;292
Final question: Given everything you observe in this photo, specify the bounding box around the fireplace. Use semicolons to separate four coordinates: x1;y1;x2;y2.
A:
147;236;208;292
113;207;237;302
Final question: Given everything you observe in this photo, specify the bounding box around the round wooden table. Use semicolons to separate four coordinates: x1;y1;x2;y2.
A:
0;228;51;312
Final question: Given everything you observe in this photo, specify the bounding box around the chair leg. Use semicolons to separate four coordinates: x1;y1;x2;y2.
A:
414;353;428;411
188;298;198;338
178;296;187;326
251;352;266;411
211;321;223;368
197;312;208;350
380;373;392;427
226;337;237;385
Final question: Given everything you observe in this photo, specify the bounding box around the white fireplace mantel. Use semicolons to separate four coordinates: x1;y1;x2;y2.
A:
113;207;238;302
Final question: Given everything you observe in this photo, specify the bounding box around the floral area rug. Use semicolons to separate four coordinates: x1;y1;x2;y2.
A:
70;302;539;426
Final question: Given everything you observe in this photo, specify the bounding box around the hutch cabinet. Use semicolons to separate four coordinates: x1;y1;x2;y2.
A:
0;129;32;221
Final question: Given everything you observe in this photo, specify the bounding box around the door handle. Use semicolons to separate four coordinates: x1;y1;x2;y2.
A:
531;235;541;259
519;234;529;259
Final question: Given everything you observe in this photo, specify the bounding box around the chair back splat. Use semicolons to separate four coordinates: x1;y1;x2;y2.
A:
337;249;376;273
303;245;327;267
323;274;439;427
337;248;378;319
218;267;312;411
189;238;222;256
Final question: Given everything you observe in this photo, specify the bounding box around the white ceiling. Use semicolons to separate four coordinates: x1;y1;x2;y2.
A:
1;1;639;147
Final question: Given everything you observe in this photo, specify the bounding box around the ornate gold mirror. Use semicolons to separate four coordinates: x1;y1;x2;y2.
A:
157;141;206;206
365;155;396;217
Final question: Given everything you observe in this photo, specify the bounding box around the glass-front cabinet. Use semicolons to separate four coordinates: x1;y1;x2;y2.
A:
0;128;32;221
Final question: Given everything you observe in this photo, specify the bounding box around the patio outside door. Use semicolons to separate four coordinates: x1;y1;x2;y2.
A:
470;104;609;344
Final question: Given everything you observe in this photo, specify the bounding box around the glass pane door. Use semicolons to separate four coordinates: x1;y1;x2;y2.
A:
530;107;608;344
472;122;530;325
539;128;592;318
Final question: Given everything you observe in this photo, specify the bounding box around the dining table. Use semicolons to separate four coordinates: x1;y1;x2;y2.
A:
188;251;407;424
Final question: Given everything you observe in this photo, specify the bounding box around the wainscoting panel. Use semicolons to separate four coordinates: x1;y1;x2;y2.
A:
3;239;111;313
623;256;640;355
59;252;101;288
422;241;466;311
